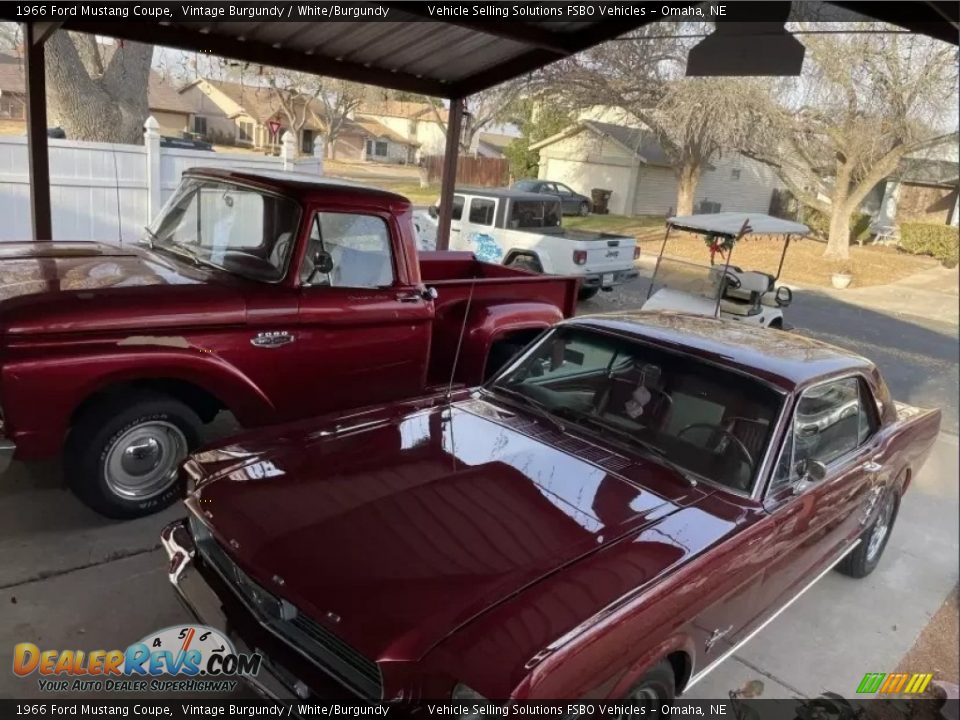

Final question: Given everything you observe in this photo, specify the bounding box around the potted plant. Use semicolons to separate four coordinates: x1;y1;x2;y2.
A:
831;266;853;289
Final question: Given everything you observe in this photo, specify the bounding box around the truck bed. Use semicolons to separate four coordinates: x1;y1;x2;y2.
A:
418;251;580;385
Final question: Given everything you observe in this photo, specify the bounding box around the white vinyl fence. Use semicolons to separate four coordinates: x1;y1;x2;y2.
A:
0;116;324;243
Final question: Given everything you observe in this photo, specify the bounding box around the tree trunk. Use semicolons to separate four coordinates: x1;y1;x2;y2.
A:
823;206;853;260
45;34;152;144
675;164;699;216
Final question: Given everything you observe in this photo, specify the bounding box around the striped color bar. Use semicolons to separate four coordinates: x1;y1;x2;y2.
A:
857;672;933;694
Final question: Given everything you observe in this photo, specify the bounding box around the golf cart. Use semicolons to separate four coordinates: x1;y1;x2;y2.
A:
642;212;808;329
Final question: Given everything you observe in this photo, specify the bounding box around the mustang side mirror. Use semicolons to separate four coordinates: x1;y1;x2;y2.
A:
427;206;438;219
793;459;827;494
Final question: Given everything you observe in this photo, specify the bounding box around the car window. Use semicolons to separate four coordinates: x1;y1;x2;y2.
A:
147;179;299;283
490;327;783;493
303;212;394;289
468;198;496;226
509;200;561;229
452;195;464;221
770;377;877;490
556;184;573;195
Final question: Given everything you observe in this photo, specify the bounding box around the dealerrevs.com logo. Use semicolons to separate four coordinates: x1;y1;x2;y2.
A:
13;625;262;693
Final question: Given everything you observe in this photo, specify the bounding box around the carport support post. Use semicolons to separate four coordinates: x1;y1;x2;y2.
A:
24;22;52;241
436;98;464;252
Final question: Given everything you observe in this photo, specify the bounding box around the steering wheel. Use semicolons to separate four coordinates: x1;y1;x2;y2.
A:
722;272;742;290
676;423;754;468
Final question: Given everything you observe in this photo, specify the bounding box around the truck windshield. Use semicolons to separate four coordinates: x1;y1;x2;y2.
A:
509;200;561;229
488;327;783;493
144;178;301;282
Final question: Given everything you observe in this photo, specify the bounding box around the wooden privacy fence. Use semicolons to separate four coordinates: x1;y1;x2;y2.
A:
424;155;508;187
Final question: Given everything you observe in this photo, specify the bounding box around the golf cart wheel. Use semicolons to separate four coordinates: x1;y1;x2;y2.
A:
579;201;591;216
578;287;600;301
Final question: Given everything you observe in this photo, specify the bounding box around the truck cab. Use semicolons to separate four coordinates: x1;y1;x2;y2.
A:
0;168;577;519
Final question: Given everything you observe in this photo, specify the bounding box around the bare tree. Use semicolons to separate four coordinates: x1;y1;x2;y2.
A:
45;33;153;144
306;78;368;159
225;62;368;157
407;78;527;154
539;25;766;215
746;28;958;259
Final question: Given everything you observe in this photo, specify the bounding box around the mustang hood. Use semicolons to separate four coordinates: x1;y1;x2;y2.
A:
191;400;686;662
0;241;244;335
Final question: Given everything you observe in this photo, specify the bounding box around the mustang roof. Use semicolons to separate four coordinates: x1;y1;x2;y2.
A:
568;311;874;391
668;212;809;237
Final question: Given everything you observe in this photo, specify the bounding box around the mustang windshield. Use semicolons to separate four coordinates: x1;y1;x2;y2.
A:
490;327;784;492
144;179;300;282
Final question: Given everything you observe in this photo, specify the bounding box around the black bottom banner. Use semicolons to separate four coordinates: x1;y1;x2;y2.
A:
1;699;957;720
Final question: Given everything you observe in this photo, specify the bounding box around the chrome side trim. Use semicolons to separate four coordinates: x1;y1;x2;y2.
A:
684;538;861;693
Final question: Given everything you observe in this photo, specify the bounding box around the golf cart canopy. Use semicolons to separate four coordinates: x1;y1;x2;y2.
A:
667;213;809;237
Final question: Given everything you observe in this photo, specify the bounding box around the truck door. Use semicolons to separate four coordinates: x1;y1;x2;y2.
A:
295;210;434;416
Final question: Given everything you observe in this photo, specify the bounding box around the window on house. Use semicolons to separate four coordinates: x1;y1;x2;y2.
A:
193;116;208;136
365;140;389;158
731;169;742;181
238;121;254;143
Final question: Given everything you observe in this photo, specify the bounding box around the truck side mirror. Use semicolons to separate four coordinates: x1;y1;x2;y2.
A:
313;250;334;275
427;206;438;220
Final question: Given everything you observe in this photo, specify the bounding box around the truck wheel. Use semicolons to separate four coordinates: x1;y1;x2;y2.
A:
837;486;898;579
578;287;600;301
507;255;542;274
579;201;591;216
66;392;201;519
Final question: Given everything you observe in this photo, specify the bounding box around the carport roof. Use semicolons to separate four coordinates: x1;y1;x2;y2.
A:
7;2;956;100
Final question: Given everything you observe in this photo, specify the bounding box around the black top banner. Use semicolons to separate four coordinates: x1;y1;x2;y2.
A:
5;1;959;23
2;699;959;719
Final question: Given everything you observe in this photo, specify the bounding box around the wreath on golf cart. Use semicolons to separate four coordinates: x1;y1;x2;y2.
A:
704;232;736;264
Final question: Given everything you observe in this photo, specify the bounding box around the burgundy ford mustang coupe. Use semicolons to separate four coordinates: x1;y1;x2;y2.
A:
161;312;940;701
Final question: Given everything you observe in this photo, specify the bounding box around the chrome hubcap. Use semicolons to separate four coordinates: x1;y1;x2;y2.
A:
104;421;187;500
866;491;895;562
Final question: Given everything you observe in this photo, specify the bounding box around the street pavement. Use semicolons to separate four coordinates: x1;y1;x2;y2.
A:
0;266;957;701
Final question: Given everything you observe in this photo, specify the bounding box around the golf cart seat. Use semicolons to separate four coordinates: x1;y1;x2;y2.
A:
711;268;774;316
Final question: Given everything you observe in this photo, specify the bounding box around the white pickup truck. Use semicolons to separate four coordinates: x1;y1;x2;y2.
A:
416;188;639;300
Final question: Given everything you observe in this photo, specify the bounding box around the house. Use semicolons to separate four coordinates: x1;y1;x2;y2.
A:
180;78;418;162
471;132;516;159
0;56;191;137
873;140;959;227
355;100;447;158
179;78;322;153
531;112;782;217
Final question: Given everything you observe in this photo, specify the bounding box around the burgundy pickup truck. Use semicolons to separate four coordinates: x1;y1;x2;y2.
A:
162;311;939;702
0;168;577;518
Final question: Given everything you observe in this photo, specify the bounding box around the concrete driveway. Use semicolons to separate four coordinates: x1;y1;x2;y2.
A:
1;270;957;700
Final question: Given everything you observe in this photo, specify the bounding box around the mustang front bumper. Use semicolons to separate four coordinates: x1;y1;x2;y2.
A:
160;519;303;701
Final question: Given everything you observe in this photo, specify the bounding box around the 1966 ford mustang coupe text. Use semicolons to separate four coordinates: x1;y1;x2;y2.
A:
161;312;940;701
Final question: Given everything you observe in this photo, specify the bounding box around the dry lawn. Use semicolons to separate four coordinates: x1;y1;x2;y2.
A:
637;231;939;289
